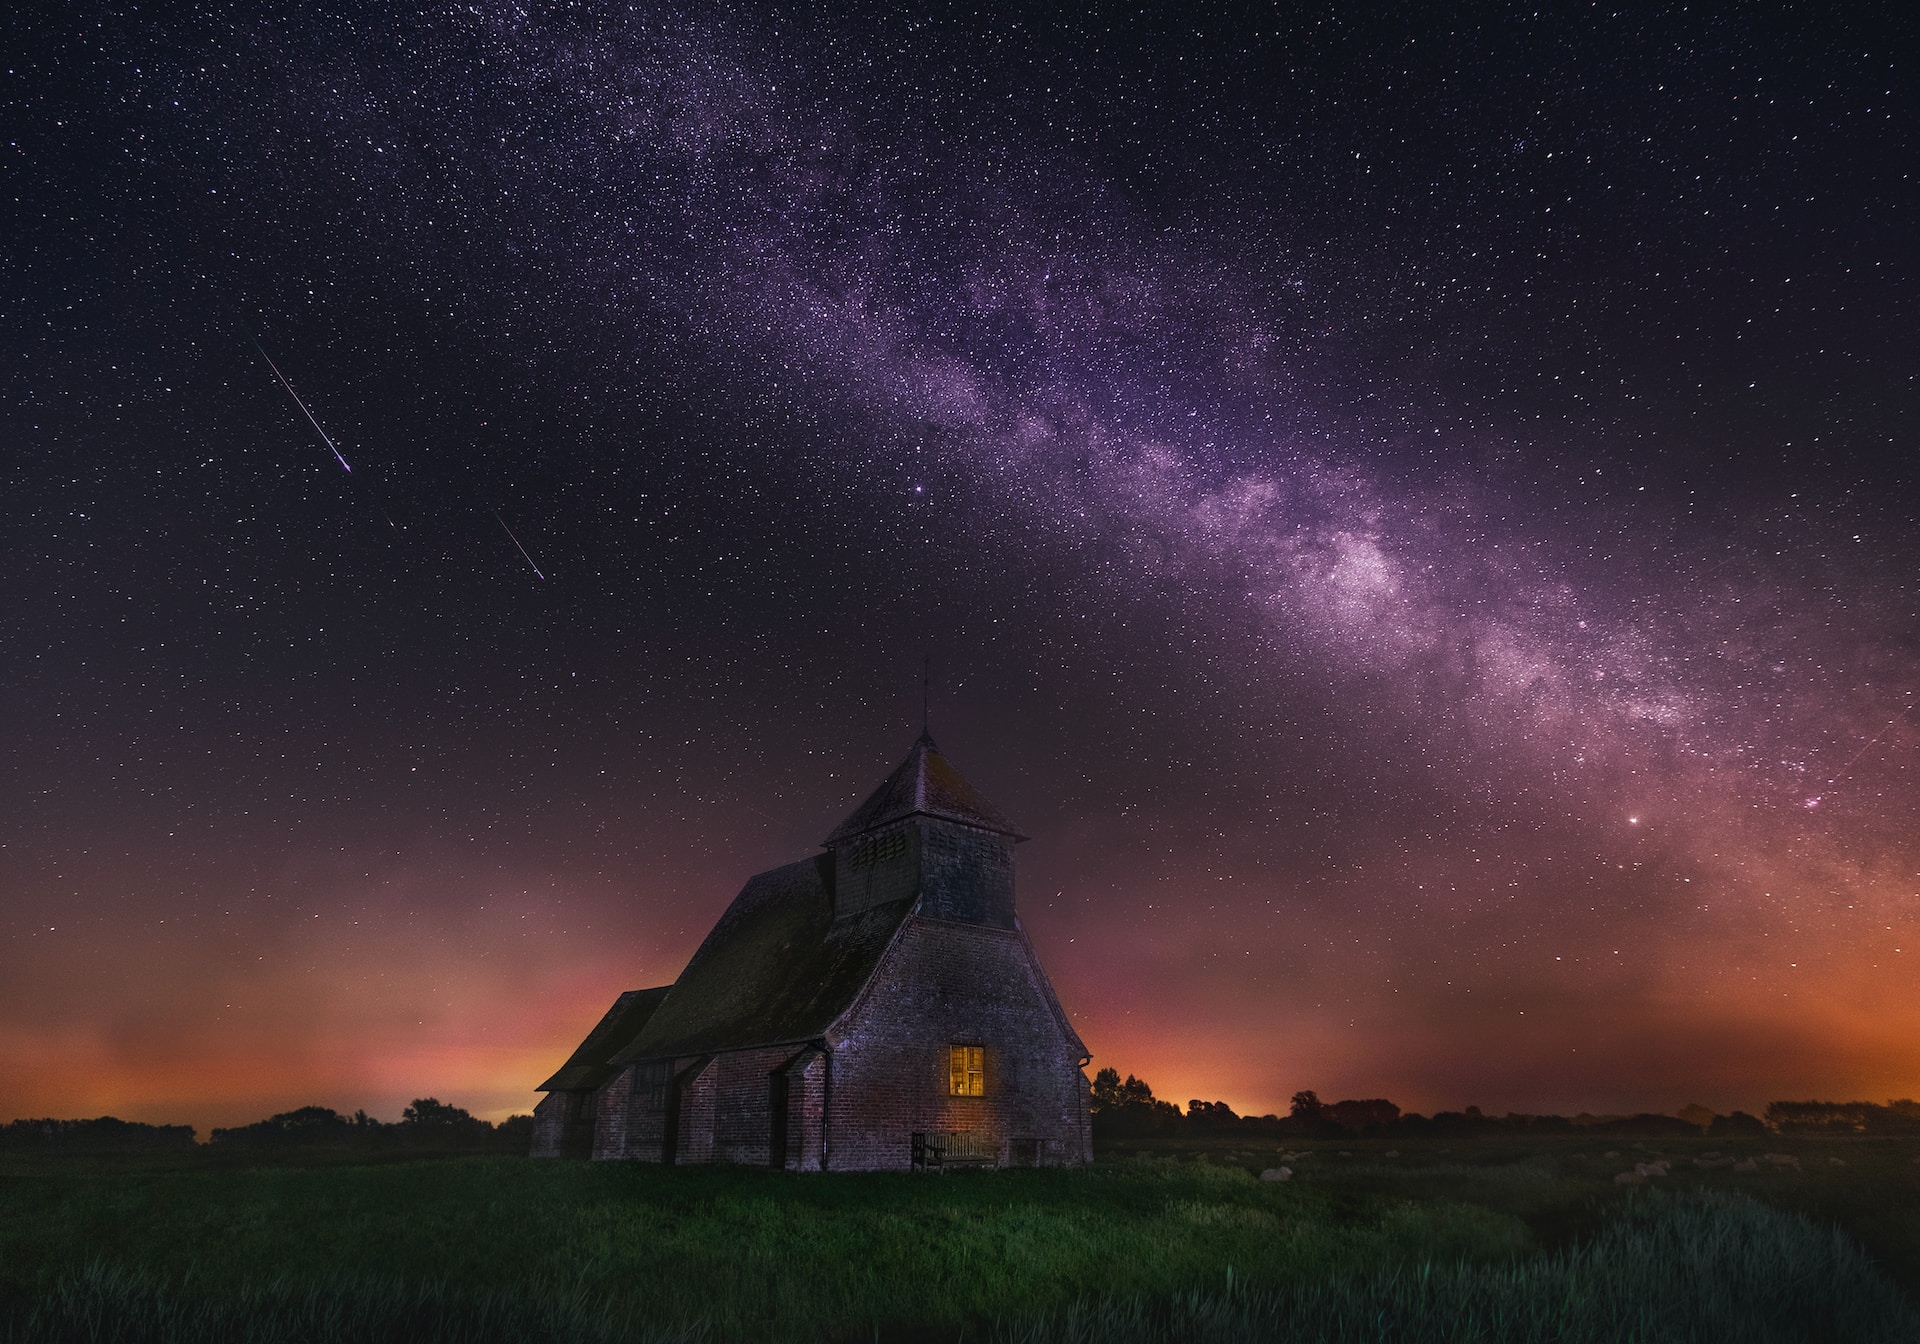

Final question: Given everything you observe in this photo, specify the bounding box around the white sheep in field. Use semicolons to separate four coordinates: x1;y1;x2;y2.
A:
1616;1160;1669;1184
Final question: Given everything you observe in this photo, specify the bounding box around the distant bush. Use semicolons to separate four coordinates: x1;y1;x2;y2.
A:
0;1118;196;1153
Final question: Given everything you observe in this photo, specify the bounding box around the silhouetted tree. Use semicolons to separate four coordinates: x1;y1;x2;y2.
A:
492;1114;535;1149
1090;1073;1183;1136
1289;1090;1323;1120
401;1097;477;1128
1089;1067;1123;1114
1709;1110;1769;1137
1186;1099;1240;1128
211;1106;355;1146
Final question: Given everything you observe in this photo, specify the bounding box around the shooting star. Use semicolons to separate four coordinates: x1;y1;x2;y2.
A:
253;340;351;472
493;510;547;580
1804;696;1916;808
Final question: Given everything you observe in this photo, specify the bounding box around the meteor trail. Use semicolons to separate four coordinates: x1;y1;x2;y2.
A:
1805;697;1916;808
493;510;547;580
252;340;351;472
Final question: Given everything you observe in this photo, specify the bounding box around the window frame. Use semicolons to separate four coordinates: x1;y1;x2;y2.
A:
948;1043;985;1097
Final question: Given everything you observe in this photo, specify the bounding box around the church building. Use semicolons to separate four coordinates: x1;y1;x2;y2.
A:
530;733;1093;1169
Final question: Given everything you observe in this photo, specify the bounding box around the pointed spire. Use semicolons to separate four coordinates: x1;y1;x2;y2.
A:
824;734;1026;845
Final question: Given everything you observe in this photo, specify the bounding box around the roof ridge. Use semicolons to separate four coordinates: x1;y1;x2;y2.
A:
822;735;1025;845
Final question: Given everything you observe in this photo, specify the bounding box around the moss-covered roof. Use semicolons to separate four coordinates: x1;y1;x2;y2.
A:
823;732;1025;845
609;854;913;1062
536;985;672;1092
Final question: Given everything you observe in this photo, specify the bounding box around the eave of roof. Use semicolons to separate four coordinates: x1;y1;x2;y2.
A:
537;985;673;1092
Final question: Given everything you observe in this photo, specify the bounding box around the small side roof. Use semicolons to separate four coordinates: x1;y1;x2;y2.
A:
609;854;912;1063
823;732;1025;845
537;985;673;1092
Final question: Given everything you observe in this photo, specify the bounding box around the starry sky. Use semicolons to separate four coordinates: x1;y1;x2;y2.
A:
5;3;1917;1133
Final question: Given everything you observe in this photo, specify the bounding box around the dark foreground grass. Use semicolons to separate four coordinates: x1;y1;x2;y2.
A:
6;1195;1912;1343
2;1143;1916;1341
1011;1194;1919;1344
0;1156;1527;1338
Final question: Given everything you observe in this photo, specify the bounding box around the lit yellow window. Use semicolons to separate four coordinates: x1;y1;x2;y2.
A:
948;1045;985;1096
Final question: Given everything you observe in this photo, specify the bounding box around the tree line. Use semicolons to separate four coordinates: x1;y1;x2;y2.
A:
1764;1099;1920;1135
1084;1069;1896;1139
1;1100;532;1154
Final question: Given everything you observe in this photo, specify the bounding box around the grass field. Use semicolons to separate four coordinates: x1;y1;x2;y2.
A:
3;1134;1917;1341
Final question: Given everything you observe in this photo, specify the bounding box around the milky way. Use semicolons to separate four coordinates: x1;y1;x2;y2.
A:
4;4;1916;1129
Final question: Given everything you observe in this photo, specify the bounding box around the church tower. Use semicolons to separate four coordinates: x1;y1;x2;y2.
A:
822;731;1025;926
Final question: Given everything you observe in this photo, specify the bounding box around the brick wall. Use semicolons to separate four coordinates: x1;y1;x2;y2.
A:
590;1066;636;1160
530;1091;571;1158
675;1057;717;1163
618;1058;674;1161
706;1044;808;1165
824;916;1091;1170
783;1049;827;1170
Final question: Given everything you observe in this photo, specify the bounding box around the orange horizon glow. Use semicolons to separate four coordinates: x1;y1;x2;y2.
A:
8;818;1917;1139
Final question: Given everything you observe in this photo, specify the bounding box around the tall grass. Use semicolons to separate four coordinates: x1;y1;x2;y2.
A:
0;1157;1527;1337
1005;1193;1920;1344
2;1154;1913;1341
2;1263;685;1344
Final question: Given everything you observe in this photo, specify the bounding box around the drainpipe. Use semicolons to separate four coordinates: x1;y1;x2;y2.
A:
816;1039;833;1172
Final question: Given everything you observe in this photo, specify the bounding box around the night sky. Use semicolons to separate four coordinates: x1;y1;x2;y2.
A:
6;3;1917;1134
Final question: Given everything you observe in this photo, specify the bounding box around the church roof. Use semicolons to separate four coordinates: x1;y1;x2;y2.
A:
608;854;911;1063
822;732;1026;845
536;985;672;1091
